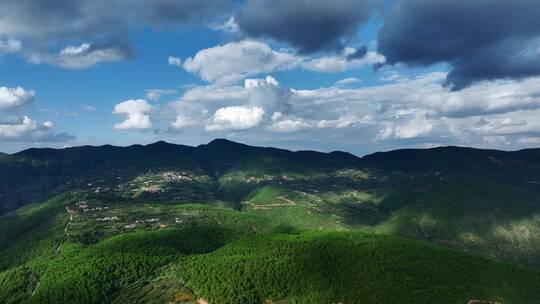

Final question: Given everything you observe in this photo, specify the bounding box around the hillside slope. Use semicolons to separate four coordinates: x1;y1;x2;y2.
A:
171;231;540;304
1;192;539;304
376;177;540;267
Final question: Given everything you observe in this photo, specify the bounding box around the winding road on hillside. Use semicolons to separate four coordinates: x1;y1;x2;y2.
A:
55;207;74;253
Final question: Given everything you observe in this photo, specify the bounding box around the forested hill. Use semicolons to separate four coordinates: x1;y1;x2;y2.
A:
361;145;540;175
1;139;361;214
1;139;539;214
12;139;360;174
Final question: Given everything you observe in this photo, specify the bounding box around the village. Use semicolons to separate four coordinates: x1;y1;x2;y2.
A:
65;197;207;242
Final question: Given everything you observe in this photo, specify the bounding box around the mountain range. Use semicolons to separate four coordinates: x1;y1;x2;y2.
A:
1;139;540;303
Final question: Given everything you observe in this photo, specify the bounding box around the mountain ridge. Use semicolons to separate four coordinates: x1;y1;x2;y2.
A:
2;138;540;216
10;138;540;159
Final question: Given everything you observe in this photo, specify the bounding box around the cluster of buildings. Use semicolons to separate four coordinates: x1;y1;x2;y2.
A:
74;201;110;213
163;171;194;182
96;216;119;221
144;186;164;193
245;175;275;183
135;218;160;223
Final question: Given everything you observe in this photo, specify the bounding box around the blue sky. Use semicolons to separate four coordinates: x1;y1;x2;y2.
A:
1;0;540;155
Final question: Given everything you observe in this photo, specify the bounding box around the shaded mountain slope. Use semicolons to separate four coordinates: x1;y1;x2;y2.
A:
361;146;540;192
376;177;540;266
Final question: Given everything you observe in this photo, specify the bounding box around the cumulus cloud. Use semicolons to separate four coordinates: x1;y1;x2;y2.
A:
170;75;290;131
244;76;292;113
291;72;540;146
235;0;377;53
0;86;35;111
0;116;74;142
29;43;131;68
206;105;265;131
160;72;540;151
113;99;153;130
0;37;22;55
378;0;540;90
182;42;383;83
225;74;540;141
183;40;301;83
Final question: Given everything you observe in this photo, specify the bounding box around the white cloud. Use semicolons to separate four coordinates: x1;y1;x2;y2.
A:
418;77;540;118
0;115;73;142
181;42;387;85
0;86;35;111
30;43;129;68
303;49;384;73
290;73;540;146
161;71;540;151
335;77;361;86
210;16;239;33
482;135;509;144
168;56;182;67
317;115;368;129
380;70;407;83
170;75;291;131
172;114;198;129
0;116;49;138
113;99;153;130
244;76;291;113
0;37;22;55
470;110;540;137
206;105;265;131
269;113;312;133
145;89;177;101
397;121;437;139
183;40;301;83
516;136;540;144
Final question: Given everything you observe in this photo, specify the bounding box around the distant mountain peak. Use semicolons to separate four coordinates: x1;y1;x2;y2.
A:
147;140;171;146
207;138;243;146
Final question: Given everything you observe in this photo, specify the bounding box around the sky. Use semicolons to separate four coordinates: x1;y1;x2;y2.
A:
1;0;540;155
